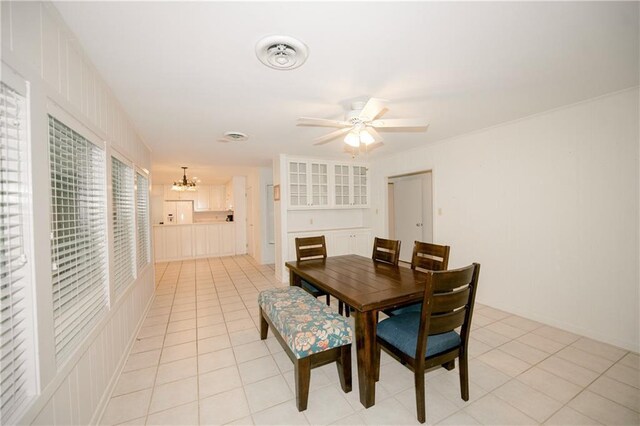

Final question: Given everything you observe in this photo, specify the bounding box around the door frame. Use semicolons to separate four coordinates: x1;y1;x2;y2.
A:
386;169;435;255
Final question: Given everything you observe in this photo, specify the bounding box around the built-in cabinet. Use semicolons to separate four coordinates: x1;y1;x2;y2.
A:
287;158;368;210
194;185;227;212
289;160;330;208
286;228;372;261
154;223;235;261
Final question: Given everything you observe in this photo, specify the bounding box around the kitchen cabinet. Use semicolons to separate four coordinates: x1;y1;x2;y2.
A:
195;186;210;211
210;185;226;210
194;185;227;212
225;182;234;210
288;160;329;208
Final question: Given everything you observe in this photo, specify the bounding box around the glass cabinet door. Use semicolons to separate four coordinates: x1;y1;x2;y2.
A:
310;162;328;206
289;161;308;206
352;165;368;206
334;164;351;206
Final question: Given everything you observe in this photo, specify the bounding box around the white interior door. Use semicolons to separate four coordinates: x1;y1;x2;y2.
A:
392;176;424;262
246;186;254;257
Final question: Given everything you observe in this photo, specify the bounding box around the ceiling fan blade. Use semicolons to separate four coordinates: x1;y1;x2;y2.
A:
313;127;352;145
370;119;429;128
366;127;384;143
297;117;350;128
359;98;387;121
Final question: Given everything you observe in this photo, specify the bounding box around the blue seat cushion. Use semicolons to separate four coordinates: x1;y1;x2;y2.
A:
377;312;461;358
388;302;421;316
301;279;324;295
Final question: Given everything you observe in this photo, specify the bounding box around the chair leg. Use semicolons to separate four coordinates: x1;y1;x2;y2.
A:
338;301;344;316
414;367;426;424
374;343;381;382
345;305;350;318
336;345;352;393
259;308;268;340
295;357;311;411
442;360;455;371
326;294;331;306
459;353;469;401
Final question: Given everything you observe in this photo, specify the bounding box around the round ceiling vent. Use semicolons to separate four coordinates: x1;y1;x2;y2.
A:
256;35;309;70
218;131;248;143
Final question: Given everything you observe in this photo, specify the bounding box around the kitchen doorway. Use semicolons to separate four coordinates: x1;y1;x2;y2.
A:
388;171;433;263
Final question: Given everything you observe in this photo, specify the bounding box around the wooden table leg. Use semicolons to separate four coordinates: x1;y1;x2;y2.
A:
289;268;301;287
354;310;377;408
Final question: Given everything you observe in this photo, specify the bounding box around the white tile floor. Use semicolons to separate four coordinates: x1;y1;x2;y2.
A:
100;256;640;425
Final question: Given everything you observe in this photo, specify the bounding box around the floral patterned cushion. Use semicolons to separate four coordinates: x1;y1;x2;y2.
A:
258;287;352;359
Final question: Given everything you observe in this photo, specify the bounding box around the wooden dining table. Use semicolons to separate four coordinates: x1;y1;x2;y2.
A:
285;254;428;408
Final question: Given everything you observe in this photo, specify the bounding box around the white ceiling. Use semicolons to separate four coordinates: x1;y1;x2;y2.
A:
54;1;639;183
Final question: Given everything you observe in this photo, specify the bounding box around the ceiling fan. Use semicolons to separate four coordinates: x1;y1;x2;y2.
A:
297;98;428;149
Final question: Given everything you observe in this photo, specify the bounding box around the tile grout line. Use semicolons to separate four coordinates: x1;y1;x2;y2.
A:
139;260;180;425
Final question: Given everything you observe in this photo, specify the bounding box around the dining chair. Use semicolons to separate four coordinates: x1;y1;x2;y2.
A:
387;241;450;316
295;236;331;306
374;263;481;424
371;237;402;266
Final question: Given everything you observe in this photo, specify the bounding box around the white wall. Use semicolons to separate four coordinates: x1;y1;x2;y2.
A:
2;2;155;424
274;155;286;282
232;176;247;255
246;167;275;265
368;88;639;351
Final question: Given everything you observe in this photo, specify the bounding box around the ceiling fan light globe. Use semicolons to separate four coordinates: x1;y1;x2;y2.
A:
344;132;360;147
359;130;375;145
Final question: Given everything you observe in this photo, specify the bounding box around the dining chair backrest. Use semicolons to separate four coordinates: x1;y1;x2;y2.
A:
415;263;480;361
371;237;401;266
411;241;450;272
295;236;327;261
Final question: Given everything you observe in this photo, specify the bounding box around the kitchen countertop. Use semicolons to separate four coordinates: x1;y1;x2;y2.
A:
153;221;235;227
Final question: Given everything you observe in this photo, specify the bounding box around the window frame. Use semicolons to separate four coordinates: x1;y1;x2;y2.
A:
47;110;109;365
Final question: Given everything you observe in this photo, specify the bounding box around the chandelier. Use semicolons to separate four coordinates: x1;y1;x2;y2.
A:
172;166;197;191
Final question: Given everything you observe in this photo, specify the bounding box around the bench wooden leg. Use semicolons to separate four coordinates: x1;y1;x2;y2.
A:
336;345;352;393
295;357;311;411
259;307;269;340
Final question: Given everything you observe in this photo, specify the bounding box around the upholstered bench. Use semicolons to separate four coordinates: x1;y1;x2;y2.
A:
258;286;352;411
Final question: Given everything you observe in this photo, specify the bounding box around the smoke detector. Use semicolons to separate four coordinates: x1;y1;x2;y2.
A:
218;131;248;143
256;35;309;70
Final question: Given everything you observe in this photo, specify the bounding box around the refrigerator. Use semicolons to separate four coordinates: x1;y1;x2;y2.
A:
164;201;193;224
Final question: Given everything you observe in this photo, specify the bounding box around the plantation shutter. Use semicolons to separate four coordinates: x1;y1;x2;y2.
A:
49;115;108;363
111;157;135;296
135;172;150;270
0;82;32;422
